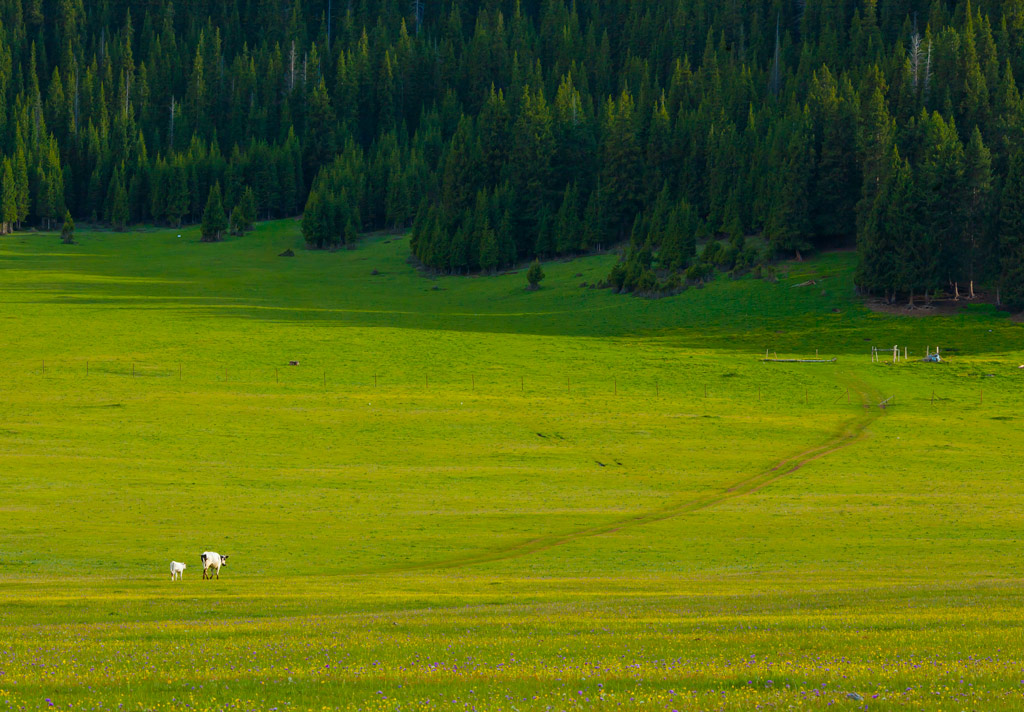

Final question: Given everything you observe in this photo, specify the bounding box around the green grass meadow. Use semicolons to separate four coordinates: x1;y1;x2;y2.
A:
2;221;1024;710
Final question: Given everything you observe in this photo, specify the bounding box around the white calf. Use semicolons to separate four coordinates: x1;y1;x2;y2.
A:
201;551;229;579
170;561;186;581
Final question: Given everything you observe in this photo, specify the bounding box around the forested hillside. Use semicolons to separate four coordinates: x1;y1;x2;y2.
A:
3;1;1024;306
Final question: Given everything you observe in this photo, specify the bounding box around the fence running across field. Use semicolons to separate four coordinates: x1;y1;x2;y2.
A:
10;356;1005;408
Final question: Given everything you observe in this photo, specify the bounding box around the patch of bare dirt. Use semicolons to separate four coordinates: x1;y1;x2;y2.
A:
865;290;1000;317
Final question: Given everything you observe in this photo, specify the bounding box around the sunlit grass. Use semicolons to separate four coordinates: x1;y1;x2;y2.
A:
1;221;1023;709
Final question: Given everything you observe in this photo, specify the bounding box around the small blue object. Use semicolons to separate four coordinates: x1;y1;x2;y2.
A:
922;353;941;363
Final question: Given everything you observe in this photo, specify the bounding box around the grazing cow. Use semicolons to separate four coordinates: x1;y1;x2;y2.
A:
201;551;229;579
170;561;186;581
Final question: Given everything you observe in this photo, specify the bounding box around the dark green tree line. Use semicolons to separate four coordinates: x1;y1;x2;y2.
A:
0;1;1021;305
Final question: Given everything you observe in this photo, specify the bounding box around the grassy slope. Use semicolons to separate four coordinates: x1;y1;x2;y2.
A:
1;220;1024;710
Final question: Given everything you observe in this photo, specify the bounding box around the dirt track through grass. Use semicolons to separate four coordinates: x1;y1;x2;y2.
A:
376;376;884;574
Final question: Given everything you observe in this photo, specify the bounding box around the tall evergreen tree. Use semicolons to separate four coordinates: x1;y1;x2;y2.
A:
963;127;994;298
60;210;75;244
302;187;332;249
766;119;814;260
915;112;966;300
201;182;227;242
237;186;257;232
110;176;130;231
600;90;643;239
1;159;17;234
508;87;555;255
999;148;1024;309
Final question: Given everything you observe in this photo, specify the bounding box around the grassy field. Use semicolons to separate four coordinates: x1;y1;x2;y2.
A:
2;220;1024;710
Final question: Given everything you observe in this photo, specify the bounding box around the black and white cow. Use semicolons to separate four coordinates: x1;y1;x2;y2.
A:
201;551;229;579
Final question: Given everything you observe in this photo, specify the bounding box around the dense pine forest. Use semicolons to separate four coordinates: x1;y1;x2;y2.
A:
2;1;1024;306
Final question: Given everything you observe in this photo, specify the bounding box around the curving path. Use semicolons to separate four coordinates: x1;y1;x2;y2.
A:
373;376;884;574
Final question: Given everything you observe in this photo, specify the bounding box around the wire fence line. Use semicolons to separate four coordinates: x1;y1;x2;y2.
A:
6;357;1000;407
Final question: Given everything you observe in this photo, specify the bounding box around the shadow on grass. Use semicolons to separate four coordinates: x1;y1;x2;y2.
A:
1;225;1021;353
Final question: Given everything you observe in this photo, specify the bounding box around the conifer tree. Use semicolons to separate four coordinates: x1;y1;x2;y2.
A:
110;177;130;231
857;83;895;236
165;163;189;227
479;225;499;274
581;189;606;253
809;68;857;240
14;145;29;229
201;182;227;242
661;200;698;271
552;73;595;195
554;183;581;255
534;205;555;258
766;120;814;260
230;205;245;236
999;149;1024;310
600;90;643;238
891;160;928;307
60;211;75;245
963;127;994;298
302;188;331;249
856;146;902;301
1;159;17;234
526;259;545;290
238;187;257;231
304;77;338;179
478;86;511;185
916;112;966;300
508;87;555;254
